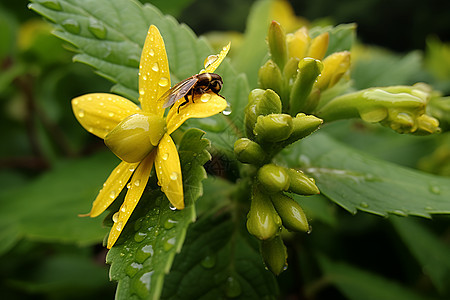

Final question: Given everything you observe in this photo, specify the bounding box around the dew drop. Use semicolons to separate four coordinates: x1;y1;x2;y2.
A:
200;255;216;269
108;112;114;117
129;167;136;172
222;102;232;115
204;54;218;69
161;153;169;161
169;204;177;211
306;225;312;234
112;212;119;223
170;172;178;181
127;54;140;67
392;209;407;217
134;179;141;187
121;205;127;213
142;75;147;81
62;19;80;34
163;237;176;251
109;190;116;199
116;221;124;231
134;232;147;243
88;18;107;39
135;244;154;263
429;185;441;195
132;271;153;299
360;202;369;208
126;182;131;189
425;206;434;211
125;262;143;277
148;49;155;56
77;109;85;118
224;276;242;298
40;0;62;11
163;218;177;230
152;63;159;72
201;93;211;103
139;88;145;95
158;77;169;87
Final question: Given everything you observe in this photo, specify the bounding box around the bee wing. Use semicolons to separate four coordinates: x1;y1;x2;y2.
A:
159;77;199;108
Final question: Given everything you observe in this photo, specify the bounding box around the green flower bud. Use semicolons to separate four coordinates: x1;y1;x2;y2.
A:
105;113;166;163
234;138;267;165
271;193;309;232
268;21;287;70
247;186;282;240
253;114;293;143
245;89;282;139
289;58;323;116
261;235;287;275
257;164;290;194
258;60;283;97
286;168;319;195
284;113;323;144
283;57;301;84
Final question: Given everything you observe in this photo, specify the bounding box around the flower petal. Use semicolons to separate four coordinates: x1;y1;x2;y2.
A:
200;42;230;74
88;161;139;217
139;25;170;116
154;134;184;210
72;93;141;139
107;151;156;249
166;92;228;134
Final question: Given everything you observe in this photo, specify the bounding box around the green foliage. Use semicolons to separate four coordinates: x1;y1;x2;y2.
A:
2;0;450;299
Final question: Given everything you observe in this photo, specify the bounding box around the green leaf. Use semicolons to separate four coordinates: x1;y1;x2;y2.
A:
106;129;211;300
161;209;279;299
391;216;450;293
29;0;247;154
352;50;422;90
290;132;450;217
233;0;272;88
0;152;116;255
319;256;428;300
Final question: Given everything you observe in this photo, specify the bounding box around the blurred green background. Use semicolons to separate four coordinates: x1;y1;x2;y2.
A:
1;0;449;299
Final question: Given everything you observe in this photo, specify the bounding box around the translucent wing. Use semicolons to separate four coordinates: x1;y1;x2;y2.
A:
159;76;199;109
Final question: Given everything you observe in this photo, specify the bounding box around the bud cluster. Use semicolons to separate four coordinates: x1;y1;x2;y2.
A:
259;21;351;116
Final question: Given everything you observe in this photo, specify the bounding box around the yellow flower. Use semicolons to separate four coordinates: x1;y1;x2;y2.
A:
72;25;229;248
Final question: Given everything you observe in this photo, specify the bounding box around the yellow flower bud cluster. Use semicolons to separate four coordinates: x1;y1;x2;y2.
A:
259;21;351;116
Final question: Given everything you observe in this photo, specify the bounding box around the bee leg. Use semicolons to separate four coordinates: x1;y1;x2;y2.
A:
177;93;191;113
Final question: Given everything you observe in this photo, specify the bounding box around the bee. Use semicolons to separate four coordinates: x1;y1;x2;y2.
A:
160;73;223;113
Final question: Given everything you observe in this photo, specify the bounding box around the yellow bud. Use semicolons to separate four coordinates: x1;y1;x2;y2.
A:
315;51;351;90
286;27;310;60
307;32;329;60
105;113;166;163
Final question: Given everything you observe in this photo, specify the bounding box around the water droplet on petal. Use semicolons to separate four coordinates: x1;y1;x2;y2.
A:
158;77;169;87
62;19;80;34
77;109;85;118
139;88;145;95
121;205;127;213
110;190;116;199
170;172;178;180
116;221;124;231
88;18;107;39
108;112;114;117
148;49;155;56
134;179;141;187
222;102;232;115
169;205;177;211
204;54;218;69
142;75;147;81
201;93;211;103
112;212;119;223
161;153;169;160
127;182;131;189
129;167;135;172
152;63;159;72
